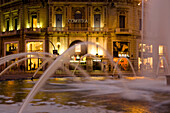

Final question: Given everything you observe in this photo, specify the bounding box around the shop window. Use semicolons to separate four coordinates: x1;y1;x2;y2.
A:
114;58;130;71
26;41;43;52
26;41;43;71
113;42;129;58
93;60;101;70
159;45;163;55
6;43;18;55
159;57;164;68
139;43;152;53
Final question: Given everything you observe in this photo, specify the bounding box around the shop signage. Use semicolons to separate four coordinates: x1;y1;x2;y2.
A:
68;19;88;23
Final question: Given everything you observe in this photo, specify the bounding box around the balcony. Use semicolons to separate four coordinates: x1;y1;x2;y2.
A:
115;28;132;35
68;27;88;31
91;27;107;32
47;27;108;33
0;30;20;37
24;28;43;34
47;27;67;32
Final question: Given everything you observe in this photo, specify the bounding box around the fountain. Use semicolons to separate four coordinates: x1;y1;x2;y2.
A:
0;41;169;112
144;0;170;85
1;1;170;110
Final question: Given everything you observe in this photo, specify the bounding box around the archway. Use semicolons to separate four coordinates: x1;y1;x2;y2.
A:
69;40;87;70
69;40;87;56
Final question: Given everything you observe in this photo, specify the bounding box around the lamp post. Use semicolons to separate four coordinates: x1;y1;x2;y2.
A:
141;0;144;74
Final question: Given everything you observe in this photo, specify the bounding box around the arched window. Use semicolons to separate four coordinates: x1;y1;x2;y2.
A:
75;10;82;19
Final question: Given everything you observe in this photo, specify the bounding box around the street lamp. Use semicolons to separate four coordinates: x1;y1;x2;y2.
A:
141;0;144;74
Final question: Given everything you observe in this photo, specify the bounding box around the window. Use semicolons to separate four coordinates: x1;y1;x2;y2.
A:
6;20;9;31
139;19;142;30
32;15;37;29
26;41;43;71
113;42;129;58
94;14;101;28
56;14;62;28
159;45;163;55
75;11;82;19
15;18;18;30
119;15;125;28
6;43;18;55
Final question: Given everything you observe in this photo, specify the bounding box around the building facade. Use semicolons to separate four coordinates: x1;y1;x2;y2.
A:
0;0;142;72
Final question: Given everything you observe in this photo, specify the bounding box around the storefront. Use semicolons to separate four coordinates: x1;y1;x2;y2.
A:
26;40;44;71
113;41;130;71
5;41;19;56
69;40;87;70
4;41;19;69
138;43;153;70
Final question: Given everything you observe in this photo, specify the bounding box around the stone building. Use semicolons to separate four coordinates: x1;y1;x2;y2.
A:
0;0;142;72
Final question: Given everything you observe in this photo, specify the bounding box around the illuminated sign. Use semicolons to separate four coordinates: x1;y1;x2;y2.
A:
68;19;88;23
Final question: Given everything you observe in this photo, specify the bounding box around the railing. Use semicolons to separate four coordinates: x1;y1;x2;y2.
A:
47;27;108;32
91;27;106;32
24;28;42;33
48;27;66;32
68;27;88;31
0;30;20;36
115;28;132;34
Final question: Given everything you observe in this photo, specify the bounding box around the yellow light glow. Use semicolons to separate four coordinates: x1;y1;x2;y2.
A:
7;81;14;85
98;49;103;55
59;48;65;54
17;26;20;30
9;27;13;31
37;23;41;28
90;48;96;55
138;2;141;6
27;24;30;28
159;45;163;55
56;42;61;45
125;77;145;80
27;43;30;50
54;78;67;81
91;77;105;80
3;28;5;32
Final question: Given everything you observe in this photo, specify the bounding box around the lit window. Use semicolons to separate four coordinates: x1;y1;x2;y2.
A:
159;45;163;55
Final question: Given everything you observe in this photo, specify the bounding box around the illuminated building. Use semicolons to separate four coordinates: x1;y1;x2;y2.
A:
0;0;143;72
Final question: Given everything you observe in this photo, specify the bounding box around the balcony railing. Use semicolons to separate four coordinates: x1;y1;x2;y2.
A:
68;27;88;31
24;28;42;34
0;30;20;37
91;27;107;32
115;28;132;35
47;27;66;32
47;27;107;32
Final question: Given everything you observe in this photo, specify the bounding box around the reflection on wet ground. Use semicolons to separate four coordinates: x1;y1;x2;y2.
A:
0;77;169;113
